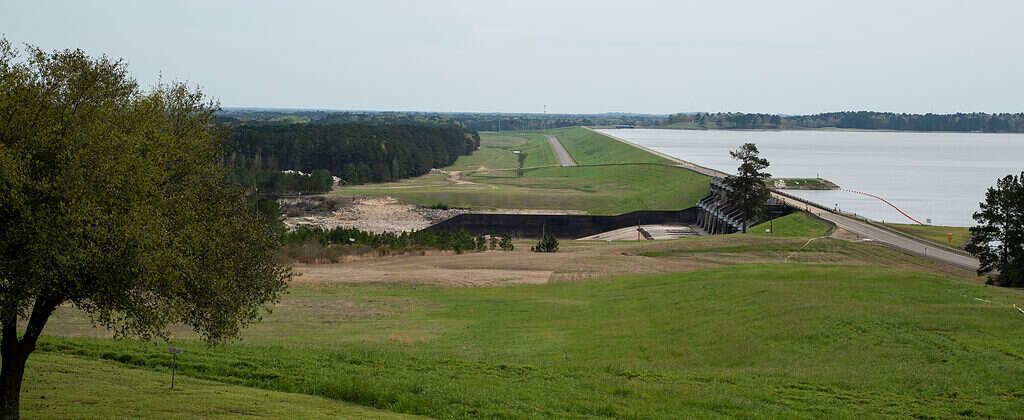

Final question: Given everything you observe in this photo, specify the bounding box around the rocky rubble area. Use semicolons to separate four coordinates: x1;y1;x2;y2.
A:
281;195;468;233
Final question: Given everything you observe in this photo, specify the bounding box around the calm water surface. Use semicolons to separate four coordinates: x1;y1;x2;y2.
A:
597;129;1024;227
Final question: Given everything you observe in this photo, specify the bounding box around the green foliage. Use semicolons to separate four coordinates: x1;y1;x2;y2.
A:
0;40;289;418
530;233;559;252
499;234;514;251
227;167;334;195
723;143;771;232
225;123;477;185
280;227;484;256
965;171;1024;286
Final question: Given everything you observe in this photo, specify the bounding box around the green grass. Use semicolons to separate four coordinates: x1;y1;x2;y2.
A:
335;128;706;214
473;131;560;169
768;178;839;190
748;211;833;237
38;263;1024;419
548;127;675;165
884;223;971;249
21;352;420;419
339;164;709;214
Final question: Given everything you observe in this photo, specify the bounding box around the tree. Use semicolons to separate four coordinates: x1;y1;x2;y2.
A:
722;143;771;233
965;172;1024;286
499;234;514;251
0;41;290;419
531;233;559;253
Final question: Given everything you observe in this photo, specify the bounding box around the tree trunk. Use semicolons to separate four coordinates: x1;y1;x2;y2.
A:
0;299;57;420
0;321;26;420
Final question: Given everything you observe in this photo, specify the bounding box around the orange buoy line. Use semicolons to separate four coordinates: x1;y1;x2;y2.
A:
841;188;925;225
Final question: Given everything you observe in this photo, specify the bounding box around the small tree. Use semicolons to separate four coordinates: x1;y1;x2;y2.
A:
531;233;560;253
0;41;290;419
489;235;499;250
475;235;488;252
722;143;771;233
499;233;514;251
965;171;1024;286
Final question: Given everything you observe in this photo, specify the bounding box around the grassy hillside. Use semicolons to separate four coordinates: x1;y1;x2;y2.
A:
548;127;675;165
335;128;710;214
37;260;1021;419
885;223;971;249
339;164;709;215
21;352;420;419
749;211;833;237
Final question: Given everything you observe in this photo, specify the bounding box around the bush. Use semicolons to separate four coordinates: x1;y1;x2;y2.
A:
530;233;559;253
499;233;514;251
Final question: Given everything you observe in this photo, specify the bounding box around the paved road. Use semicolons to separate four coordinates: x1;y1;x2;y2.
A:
545;134;577;167
588;127;980;271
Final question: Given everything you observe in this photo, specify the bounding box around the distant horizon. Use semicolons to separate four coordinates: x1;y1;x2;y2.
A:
219;106;1024;117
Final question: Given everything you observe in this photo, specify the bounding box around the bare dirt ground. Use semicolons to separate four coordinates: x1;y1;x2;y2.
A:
281;195;468;233
291;235;978;288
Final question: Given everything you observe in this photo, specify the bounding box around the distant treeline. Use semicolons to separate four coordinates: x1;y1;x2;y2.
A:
666;111;1024;132
224;123;479;187
217;109;665;131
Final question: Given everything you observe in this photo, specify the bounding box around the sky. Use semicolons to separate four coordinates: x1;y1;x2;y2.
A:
2;0;1022;115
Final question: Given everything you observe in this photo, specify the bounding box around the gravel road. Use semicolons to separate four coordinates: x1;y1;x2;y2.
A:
545;134;577;166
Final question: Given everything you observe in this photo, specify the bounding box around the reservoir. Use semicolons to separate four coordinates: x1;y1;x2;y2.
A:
597;128;1024;227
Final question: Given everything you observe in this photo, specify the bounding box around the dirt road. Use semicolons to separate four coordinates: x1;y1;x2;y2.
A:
545;134;577;166
588;127;981;271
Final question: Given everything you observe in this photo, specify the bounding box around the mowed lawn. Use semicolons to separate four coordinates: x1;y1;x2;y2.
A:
885;222;971;249
334;127;710;214
749;211;833;237
37;262;1024;419
339;163;709;215
548;126;675;165
21;352;421;420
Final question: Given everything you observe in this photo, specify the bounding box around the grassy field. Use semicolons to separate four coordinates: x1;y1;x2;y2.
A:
21;352;420;419
338;164;709;215
768;178;839;190
548;127;675;165
748;211;833;237
36;254;1020;419
334;128;710;214
885;223;971;249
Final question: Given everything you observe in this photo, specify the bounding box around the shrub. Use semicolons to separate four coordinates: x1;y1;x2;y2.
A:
530;233;559;253
499;233;514;251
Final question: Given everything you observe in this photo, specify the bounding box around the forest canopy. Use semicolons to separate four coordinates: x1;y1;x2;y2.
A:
224;123;479;191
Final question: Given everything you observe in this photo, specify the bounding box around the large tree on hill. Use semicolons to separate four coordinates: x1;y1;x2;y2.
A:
0;40;291;419
722;143;771;233
965;172;1024;286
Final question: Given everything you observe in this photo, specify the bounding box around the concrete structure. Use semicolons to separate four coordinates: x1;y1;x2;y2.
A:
696;179;790;234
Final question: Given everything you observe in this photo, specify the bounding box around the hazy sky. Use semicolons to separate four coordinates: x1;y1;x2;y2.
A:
3;0;1022;114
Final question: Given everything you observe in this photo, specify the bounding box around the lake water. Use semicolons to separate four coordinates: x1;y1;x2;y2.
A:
596;128;1024;227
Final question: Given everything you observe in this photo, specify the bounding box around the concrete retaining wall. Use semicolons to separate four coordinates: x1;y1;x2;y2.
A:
424;208;700;239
